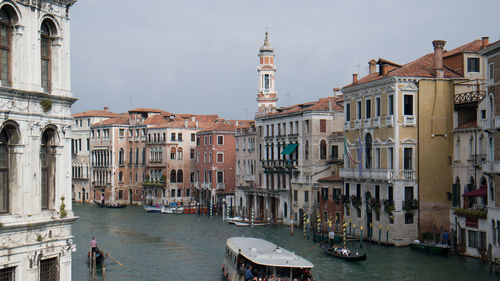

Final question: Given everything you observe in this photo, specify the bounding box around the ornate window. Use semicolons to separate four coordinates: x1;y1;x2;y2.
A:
170;147;176;160
0;126;12;213
118;148;124;165
41;129;56;210
41;20;54;93
365;134;372;169
170;170;176;183
0;7;13;86
177;170;183;183
177;147;183;160
320;140;327;159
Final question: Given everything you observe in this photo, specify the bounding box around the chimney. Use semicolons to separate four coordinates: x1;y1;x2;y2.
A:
184;119;188;128
104;107;109;112
368;59;377;74
352;73;358;84
432;40;446;78
328;100;332;111
191;116;196;122
236;120;239;126
482;37;490;48
195;120;199;128
333;88;341;97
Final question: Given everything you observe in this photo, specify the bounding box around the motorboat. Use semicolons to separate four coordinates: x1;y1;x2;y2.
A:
222;237;313;281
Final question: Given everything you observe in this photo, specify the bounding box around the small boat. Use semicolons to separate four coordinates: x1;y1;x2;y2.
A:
225;216;246;224
93;200;126;208
409;241;450;255
222;237;314;281
232;220;269;227
161;203;185;214
88;248;106;266
143;204;162;213
319;242;367;261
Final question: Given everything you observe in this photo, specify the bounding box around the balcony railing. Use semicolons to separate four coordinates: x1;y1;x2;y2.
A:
354;120;361;129
403;115;416;126
372;116;380;127
216;183;225;190
344;121;351;130
385;115;394;127
287;133;299;138
291;177;312;184
263;159;298;168
363;119;371;128
470;154;486;167
339;168;416;180
201;182;212;189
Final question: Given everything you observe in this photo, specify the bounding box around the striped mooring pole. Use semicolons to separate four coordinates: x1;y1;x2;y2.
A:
251;207;254;228
303;214;307;238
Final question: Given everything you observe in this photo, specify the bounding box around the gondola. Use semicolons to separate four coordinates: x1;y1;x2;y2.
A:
319;242;367;261
93;200;126;208
88;248;106;266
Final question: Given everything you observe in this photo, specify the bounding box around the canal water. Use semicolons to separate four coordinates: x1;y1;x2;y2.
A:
72;203;494;281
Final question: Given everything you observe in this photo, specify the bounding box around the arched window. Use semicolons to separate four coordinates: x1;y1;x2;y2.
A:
135;148;139;165
170;169;176;183
170;147;176;160
177;147;183;160
118;171;123;182
158;146;162;162
119;148;124;165
40;20;55;93
320;140;327;159
492;220;497;246
0;124;18;213
284;202;287;218
41;128;57;210
305;141;309;160
142;148;146;165
129;148;132;164
365;134;372;169
177;170;183;183
0;7;14;86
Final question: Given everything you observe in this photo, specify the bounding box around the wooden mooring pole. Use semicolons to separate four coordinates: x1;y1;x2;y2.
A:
102;252;106;281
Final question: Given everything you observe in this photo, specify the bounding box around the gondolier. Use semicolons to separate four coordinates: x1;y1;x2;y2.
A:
328;230;335;246
90;237;98;253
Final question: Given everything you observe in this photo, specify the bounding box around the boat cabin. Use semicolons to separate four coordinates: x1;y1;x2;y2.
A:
222;237;313;281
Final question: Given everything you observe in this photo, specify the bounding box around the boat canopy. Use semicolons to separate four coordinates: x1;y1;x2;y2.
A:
226;237;313;269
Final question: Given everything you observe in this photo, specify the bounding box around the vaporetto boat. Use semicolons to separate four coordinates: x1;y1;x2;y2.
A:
222;237;314;281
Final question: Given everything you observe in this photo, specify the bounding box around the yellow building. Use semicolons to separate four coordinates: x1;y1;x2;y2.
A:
340;39;487;245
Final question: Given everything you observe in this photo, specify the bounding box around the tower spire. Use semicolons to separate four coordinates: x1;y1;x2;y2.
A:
256;30;277;117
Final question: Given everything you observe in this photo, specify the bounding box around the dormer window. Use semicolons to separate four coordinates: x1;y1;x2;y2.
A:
467;57;480;73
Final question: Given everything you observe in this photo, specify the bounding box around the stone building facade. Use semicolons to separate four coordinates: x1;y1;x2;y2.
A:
71;107;120;203
0;1;77;280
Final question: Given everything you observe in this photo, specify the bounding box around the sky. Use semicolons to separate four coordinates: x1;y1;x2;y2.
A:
69;0;500;120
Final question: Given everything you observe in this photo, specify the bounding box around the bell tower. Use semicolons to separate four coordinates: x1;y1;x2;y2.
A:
256;31;278;116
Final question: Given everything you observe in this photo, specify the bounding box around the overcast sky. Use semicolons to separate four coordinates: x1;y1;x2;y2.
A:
69;0;500;120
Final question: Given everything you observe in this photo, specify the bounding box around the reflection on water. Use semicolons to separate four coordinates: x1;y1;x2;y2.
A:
72;204;494;281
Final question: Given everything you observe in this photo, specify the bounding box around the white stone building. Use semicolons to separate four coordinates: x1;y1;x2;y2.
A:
0;0;77;280
71;107;120;203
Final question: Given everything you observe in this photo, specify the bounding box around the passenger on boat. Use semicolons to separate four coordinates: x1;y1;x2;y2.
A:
245;265;253;281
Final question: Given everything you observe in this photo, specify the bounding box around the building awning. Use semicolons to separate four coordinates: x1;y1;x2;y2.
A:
463;185;487;197
281;144;298;155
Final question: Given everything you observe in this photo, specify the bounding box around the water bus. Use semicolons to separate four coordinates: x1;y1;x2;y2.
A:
222;237;313;281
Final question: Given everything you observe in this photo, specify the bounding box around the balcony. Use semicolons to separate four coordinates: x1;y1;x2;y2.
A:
243;175;253;182
344;121;351;130
216;183;225;190
403;115;416;127
193;182;200;189
291;177;312;184
143;180;166;188
479;118;495;130
263;159;298;168
339;168;416;181
264;136;274;141
201;182;212;189
495;116;500;129
363;119;371;128
385;115;394;127
372;117;380;127
287;133;299;138
470;154;486;167
354;120;361;129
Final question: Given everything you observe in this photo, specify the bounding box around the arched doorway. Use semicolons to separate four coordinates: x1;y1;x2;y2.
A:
82;188;86;203
129;189;133;204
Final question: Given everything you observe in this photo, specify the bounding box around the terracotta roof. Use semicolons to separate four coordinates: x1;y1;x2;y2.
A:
197;122;237;133
260;96;343;118
317;175;343;182
443;39;485;58
128;108;168;114
72;109;121;118
92;114;130;126
343;39;487;89
456;119;477;129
